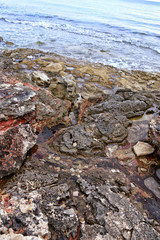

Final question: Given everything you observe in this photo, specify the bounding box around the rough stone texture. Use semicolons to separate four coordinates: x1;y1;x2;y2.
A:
0;124;37;178
52;112;130;156
149;116;160;156
87;94;150;118
0;83;37;126
77;177;160;240
133;141;155;157
43;62;63;73
49;74;78;101
0;191;50;239
144;177;160;199
31;71;50;87
0;232;42;240
0;49;160;240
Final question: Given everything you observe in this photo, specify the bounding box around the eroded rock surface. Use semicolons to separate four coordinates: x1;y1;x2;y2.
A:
0;49;160;240
0;124;36;178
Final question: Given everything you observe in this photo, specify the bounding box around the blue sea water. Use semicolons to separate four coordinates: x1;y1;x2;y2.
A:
0;0;160;71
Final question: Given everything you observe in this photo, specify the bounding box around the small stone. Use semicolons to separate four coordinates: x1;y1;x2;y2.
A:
73;191;79;197
73;142;77;147
133;141;155;157
140;168;147;173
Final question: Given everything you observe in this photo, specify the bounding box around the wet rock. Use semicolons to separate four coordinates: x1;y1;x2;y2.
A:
5;41;14;46
0;191;50;238
43;62;63;73
0;124;37;178
144;177;160;199
133;141;155;157
31;71;50;87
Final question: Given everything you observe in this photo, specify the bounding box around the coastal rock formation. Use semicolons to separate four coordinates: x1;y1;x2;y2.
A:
0;49;160;240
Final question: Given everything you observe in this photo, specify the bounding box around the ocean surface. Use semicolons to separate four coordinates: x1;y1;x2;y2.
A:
0;0;160;72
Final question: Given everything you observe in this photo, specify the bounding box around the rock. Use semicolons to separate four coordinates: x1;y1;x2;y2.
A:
149;116;160;155
0;232;42;240
156;168;160;180
41;184;79;238
49;74;78;101
144;177;160;199
0;124;37;178
43;62;63;73
0;191;51;238
133;141;155;157
77;177;159;240
31;71;50;86
5;41;14;46
0;36;3;42
0;83;37;123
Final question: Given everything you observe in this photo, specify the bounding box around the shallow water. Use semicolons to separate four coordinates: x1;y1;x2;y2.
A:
0;0;160;71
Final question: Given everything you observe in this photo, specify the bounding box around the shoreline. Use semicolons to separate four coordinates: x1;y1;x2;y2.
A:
1;47;160;93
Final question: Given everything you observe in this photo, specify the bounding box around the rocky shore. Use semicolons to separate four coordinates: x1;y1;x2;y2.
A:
0;48;160;240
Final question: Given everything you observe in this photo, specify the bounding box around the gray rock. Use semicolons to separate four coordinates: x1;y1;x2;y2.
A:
156;168;160;180
144;177;160;199
0;191;50;238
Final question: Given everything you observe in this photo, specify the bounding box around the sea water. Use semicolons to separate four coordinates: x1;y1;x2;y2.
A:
0;0;160;71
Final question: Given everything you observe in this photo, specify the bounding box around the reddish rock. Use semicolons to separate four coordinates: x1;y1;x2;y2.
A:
0;74;72;178
0;124;37;178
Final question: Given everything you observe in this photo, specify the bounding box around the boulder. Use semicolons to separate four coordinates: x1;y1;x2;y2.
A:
0;124;37;178
133;141;155;157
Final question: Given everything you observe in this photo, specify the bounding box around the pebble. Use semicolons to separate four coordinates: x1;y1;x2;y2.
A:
73;191;79;197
